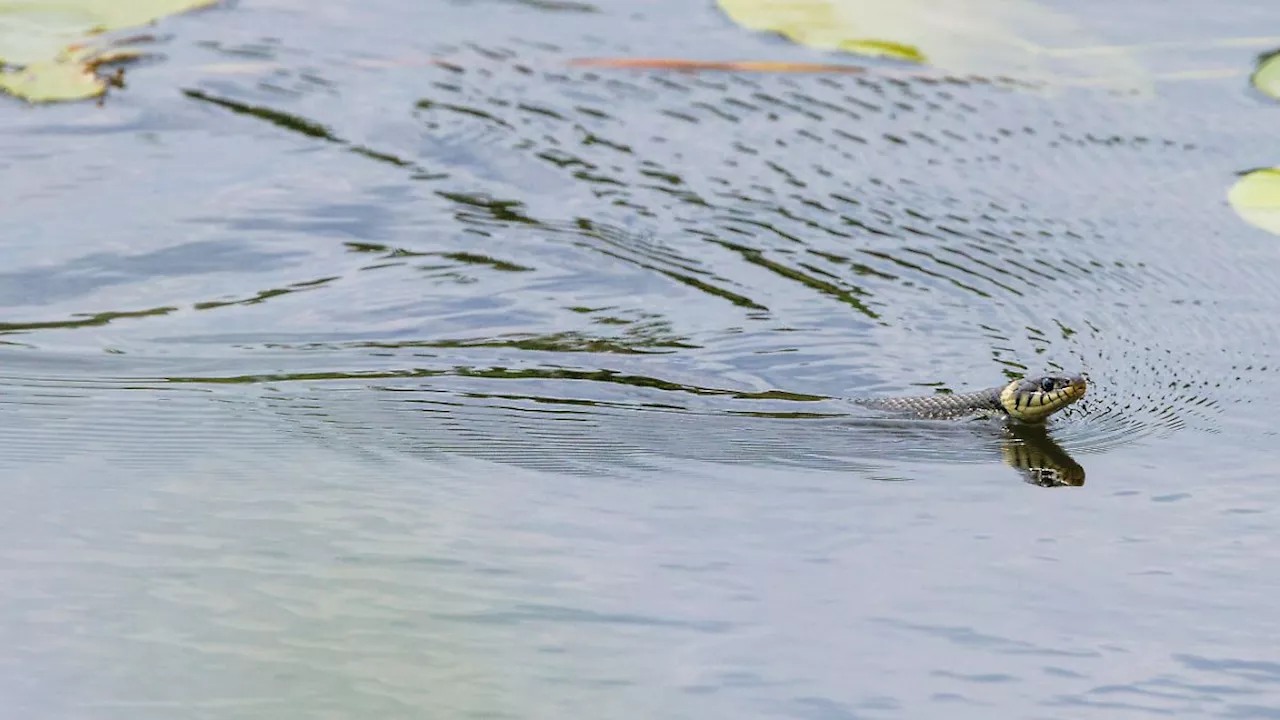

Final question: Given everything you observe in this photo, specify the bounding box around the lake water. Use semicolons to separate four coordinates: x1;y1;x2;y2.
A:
2;0;1279;717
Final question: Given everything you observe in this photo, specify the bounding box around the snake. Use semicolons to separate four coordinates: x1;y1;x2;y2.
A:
853;372;1090;486
854;373;1089;423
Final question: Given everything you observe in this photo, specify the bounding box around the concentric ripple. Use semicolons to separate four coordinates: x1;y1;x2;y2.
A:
383;43;1280;451
4;35;1278;483
258;377;1033;477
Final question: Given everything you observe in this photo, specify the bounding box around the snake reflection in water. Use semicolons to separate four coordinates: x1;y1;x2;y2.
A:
856;373;1089;487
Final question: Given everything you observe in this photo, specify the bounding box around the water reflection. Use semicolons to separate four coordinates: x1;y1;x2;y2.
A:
11;3;1280;715
1001;423;1085;487
197;369;1094;488
6;48;1243;459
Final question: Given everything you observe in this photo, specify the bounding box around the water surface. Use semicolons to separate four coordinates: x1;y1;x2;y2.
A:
1;0;1279;717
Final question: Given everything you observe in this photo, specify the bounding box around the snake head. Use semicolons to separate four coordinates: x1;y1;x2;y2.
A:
998;373;1088;423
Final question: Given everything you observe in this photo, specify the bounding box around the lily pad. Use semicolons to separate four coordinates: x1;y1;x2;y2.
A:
1228;168;1280;235
716;0;1152;92
1252;49;1280;101
0;0;217;102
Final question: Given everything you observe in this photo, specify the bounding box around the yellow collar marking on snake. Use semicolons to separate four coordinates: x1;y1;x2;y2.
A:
998;373;1088;423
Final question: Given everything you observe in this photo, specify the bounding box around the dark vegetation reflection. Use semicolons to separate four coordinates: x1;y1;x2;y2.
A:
173;47;1247;458
8;41;1266;487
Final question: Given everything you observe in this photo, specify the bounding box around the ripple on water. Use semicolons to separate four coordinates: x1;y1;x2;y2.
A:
398;44;1280;437
5;39;1278;478
242;366;1101;489
0;376;289;471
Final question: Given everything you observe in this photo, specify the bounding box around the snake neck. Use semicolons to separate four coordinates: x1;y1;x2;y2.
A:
856;387;1005;420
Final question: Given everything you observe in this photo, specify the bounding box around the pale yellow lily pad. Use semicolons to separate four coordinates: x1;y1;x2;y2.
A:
1252;49;1280;101
0;0;217;102
1228;168;1280;235
716;0;1152;92
0;59;104;102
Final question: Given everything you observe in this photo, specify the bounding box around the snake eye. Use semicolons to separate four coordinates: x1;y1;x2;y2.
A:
1040;377;1055;392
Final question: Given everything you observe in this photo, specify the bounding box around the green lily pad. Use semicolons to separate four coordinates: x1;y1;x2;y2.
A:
0;0;217;103
1252;49;1280;101
1229;168;1280;235
716;0;1152;92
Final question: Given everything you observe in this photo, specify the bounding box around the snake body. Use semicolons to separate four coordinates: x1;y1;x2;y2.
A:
857;373;1088;424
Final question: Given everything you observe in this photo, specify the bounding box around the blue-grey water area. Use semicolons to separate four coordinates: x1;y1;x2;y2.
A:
2;0;1279;717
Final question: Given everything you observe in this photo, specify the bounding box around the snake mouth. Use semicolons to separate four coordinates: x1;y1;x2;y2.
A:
1000;373;1088;423
1059;374;1089;410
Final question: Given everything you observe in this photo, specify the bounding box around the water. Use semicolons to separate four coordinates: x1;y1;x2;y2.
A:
1;0;1279;717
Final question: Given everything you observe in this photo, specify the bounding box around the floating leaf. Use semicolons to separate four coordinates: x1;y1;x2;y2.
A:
716;1;924;63
0;59;103;103
0;0;217;103
1252;49;1280;101
1228;168;1280;235
715;0;1152;92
